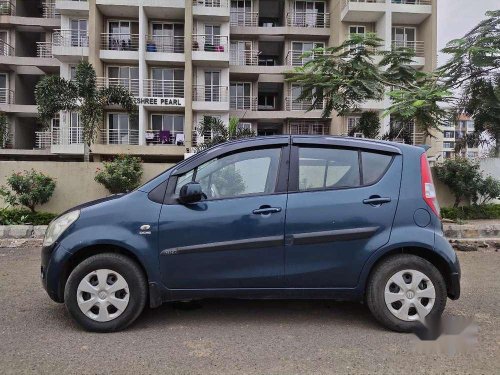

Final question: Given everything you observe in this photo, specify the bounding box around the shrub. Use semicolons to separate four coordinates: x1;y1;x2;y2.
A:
440;204;500;221
0;170;56;213
0;209;57;225
95;155;143;194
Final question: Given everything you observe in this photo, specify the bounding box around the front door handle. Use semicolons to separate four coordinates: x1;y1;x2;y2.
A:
363;197;391;206
252;206;282;215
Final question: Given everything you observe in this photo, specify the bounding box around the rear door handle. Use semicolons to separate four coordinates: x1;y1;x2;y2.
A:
363;197;391;205
252;206;282;215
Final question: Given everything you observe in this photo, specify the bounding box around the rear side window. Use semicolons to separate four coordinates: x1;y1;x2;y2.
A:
361;152;393;185
298;147;360;191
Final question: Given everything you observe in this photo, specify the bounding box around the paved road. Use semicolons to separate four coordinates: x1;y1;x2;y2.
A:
0;247;498;374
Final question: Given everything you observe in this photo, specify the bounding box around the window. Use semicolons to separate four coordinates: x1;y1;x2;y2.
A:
298;148;360;191
361;152;392;185
108;66;139;95
347;116;361;134
151;22;184;53
70;19;88;47
69;65;77;80
174;148;282;199
230;82;251;109
108;114;139;145
291;41;324;66
151;68;184;97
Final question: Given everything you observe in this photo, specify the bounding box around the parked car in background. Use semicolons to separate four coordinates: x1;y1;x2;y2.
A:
41;136;460;332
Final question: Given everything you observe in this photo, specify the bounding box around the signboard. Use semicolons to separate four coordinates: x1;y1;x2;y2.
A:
135;97;185;107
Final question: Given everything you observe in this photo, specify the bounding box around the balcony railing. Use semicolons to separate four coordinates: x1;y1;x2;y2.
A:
145;130;185;146
96;77;140;97
35;131;52;149
0;1;15;15
193;85;229;102
230;50;258;66
35;127;83;149
392;40;424;57
0;88;14;104
230;11;258;26
42;1;59;18
286;50;324;66
146;35;184;53
0;39;14;56
192;34;228;52
288;121;329;135
144;79;184;98
343;0;385;9
287;12;330;28
193;0;228;8
101;33;139;51
230;96;257;110
392;0;431;5
53;29;89;47
36;42;53;58
285;97;325;111
102;129;139;145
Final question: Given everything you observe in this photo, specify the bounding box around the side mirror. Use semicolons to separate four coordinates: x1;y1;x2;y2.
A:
178;182;204;204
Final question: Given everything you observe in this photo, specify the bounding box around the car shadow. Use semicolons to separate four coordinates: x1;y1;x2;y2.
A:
129;299;385;332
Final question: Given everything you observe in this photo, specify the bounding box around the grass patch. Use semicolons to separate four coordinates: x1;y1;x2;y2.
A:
441;204;500;221
0;209;57;225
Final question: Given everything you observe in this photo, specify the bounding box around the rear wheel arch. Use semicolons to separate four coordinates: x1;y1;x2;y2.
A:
363;246;454;299
59;244;149;302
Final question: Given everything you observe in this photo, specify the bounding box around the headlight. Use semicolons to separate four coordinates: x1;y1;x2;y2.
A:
43;210;80;247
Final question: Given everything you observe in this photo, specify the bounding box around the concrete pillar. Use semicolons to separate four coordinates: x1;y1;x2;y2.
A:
138;5;147;146
184;0;194;152
88;0;103;76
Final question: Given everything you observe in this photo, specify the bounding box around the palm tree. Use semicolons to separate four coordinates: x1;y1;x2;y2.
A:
35;61;137;161
195;116;255;152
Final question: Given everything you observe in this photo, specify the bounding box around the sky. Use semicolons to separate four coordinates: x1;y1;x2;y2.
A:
438;0;499;66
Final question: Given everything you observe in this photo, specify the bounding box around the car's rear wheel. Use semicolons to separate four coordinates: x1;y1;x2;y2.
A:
64;253;147;332
366;254;447;332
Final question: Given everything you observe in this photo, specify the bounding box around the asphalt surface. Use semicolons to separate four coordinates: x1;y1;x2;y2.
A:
0;247;498;374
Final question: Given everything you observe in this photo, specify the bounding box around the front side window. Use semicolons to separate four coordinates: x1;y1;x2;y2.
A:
298;147;360;191
174;148;282;200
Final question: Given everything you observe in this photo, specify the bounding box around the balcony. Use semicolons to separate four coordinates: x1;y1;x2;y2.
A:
36;42;53;58
96;77;140;97
55;0;89;16
192;85;229;111
36;127;84;154
192;34;229;66
144;130;185;146
143;79;185;108
145;35;185;64
101;129;139;146
391;0;432;23
193;0;230;20
286;50;323;67
42;1;59;18
52;29;89;61
285;97;325;112
230;50;258;66
341;0;386;22
0;39;14;56
100;33;139;63
230;96;257;111
392;40;425;66
0;1;15;16
230;11;258;27
286;11;330;28
0;88;14;104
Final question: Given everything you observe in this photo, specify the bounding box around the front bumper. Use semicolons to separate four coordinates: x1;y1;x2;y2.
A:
41;243;69;303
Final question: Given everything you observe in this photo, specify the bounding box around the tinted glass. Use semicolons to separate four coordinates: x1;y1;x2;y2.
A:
175;148;281;199
299;148;360;191
362;152;392;185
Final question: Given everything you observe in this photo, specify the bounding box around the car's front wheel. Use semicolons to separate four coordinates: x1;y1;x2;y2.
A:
64;253;147;332
366;254;447;332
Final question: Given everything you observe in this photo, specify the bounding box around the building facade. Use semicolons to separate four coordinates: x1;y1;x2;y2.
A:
0;0;438;162
441;114;479;160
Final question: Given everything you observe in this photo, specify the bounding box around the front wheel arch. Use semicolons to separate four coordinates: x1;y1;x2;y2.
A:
59;244;149;303
363;247;454;300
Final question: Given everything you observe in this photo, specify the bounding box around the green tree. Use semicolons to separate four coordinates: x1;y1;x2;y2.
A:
0;170;56;213
196;116;255;151
35;61;137;161
440;10;500;156
0;112;7;148
348;111;381;139
286;33;451;139
434;158;485;208
95;155;144;194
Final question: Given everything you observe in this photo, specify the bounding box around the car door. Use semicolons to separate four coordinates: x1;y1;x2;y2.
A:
285;139;402;288
158;144;289;289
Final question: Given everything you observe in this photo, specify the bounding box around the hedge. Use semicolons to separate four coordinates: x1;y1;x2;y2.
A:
441;204;500;221
0;209;57;225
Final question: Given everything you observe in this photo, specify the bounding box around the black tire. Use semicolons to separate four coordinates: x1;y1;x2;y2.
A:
366;254;447;333
64;253;147;332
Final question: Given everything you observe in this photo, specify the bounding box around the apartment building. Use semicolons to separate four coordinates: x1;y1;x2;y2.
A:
0;0;438;162
441;114;479;160
0;0;61;159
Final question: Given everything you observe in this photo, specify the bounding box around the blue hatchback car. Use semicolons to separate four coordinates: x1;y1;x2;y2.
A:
41;136;460;332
